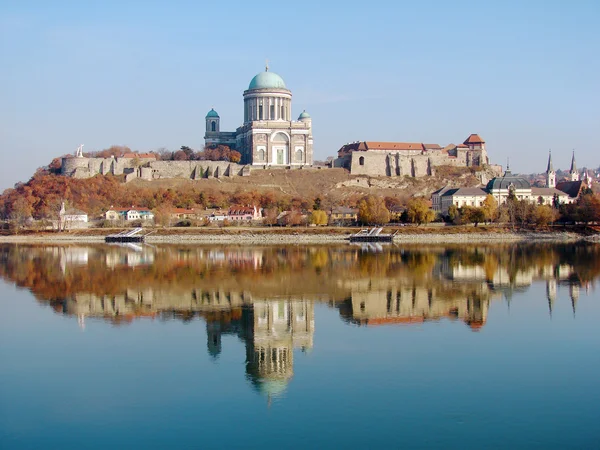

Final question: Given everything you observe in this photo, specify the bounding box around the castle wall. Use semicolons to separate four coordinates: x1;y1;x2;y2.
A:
62;156;251;181
346;149;476;177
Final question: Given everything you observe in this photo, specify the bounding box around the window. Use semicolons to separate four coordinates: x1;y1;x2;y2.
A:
281;105;284;118
211;121;216;132
270;105;275;119
359;156;365;166
259;105;263;120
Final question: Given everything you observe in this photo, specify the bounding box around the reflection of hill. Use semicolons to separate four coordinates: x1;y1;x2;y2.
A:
0;243;598;327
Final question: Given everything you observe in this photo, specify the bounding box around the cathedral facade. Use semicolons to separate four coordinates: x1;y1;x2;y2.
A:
204;66;314;166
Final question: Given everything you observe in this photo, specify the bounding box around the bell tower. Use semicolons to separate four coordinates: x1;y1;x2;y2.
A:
205;108;220;134
545;150;556;188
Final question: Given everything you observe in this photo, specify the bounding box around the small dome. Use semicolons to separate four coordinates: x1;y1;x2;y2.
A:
298;110;311;120
248;70;287;90
486;171;531;190
206;108;219;118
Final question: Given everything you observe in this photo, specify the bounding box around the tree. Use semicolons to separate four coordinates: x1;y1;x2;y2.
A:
313;197;322;211
283;209;303;226
173;150;189;161
577;193;600;223
447;204;459;223
481;194;498;223
533;205;557;227
180;146;194;160
471;208;486;227
310;210;328;225
9;197;33;233
357;195;390;225
406;198;435;225
263;207;278;226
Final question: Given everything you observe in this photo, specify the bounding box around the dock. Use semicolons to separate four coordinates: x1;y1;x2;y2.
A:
105;228;149;243
348;227;395;243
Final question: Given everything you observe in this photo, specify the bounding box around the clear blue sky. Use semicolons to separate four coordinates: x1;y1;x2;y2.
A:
1;0;599;190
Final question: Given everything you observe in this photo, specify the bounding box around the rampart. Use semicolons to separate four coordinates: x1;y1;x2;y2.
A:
61;156;251;181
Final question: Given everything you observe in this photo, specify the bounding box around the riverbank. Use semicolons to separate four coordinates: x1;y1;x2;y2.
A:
0;226;593;244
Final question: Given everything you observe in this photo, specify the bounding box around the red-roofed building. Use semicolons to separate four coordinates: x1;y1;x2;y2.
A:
227;205;261;221
334;134;490;177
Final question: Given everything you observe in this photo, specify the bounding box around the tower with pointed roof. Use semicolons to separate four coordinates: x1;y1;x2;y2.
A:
569;151;579;181
545;150;556;188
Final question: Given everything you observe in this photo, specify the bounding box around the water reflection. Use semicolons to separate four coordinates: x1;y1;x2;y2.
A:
0;243;598;399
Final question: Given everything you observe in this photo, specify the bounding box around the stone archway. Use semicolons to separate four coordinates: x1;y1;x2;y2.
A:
271;132;289;165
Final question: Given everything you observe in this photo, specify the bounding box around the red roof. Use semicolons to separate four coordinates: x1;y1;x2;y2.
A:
364;316;425;326
463;134;485;144
365;142;424;151
228;206;256;215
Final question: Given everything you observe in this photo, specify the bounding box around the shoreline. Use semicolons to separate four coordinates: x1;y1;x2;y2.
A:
0;230;593;245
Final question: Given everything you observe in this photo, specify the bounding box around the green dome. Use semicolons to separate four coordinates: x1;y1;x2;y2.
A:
206;108;219;118
298;110;311;120
248;70;287;90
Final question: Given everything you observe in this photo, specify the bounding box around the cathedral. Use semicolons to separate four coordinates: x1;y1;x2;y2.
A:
204;65;314;166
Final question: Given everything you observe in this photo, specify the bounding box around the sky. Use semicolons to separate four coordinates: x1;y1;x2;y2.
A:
1;0;599;191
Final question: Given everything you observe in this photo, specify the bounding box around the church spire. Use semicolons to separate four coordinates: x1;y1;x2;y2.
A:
570;151;579;181
546;150;556;188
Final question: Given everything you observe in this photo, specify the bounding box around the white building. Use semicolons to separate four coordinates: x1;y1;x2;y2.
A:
204;65;314;166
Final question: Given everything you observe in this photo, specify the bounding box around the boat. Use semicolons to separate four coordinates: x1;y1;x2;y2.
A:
105;228;151;243
348;227;395;243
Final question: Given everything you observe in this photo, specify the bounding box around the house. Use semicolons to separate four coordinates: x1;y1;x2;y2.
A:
168;208;203;220
227;205;262;222
208;210;229;222
555;180;587;202
329;207;358;224
388;206;406;222
105;207;154;222
59;202;88;229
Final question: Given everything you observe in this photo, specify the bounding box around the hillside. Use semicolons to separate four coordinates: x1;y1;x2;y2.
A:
0;165;494;219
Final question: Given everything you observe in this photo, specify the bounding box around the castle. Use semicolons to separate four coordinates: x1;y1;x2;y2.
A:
205;64;314;166
333;133;499;177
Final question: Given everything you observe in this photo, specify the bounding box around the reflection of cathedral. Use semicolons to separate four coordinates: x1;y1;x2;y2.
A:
205;299;314;400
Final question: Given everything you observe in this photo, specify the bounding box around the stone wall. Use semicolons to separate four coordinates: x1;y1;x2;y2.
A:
61;156;251;181
338;148;489;178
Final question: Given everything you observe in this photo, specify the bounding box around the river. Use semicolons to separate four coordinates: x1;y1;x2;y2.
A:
0;243;599;449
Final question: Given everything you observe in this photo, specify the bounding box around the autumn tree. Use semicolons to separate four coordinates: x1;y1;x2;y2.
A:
310;210;328;226
447;204;459;223
358;195;390;225
533;205;558;227
481;194;498;223
283;209;303;227
577;192;600;223
9;197;33;233
263;207;279;226
406;198;435;225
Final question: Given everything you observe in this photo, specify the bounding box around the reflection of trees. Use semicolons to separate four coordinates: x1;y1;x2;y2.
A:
0;243;599;325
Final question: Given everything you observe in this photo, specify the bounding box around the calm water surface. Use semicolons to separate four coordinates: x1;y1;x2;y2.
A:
0;243;599;449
